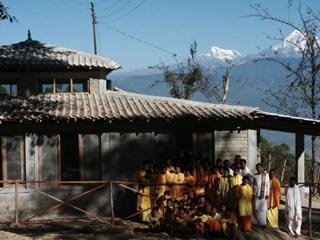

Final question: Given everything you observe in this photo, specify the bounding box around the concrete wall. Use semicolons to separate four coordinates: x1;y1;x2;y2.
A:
214;130;258;172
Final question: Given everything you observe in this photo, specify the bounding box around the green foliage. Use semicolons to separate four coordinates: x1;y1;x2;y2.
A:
151;41;222;101
260;136;296;183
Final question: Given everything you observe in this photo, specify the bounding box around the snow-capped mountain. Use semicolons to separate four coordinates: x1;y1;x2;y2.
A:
196;30;311;66
197;46;242;67
258;30;320;58
268;30;306;58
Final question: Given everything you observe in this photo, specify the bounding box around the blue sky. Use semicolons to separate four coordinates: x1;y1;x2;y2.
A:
1;0;319;71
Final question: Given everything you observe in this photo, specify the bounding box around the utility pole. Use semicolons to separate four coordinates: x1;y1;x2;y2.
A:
90;2;97;55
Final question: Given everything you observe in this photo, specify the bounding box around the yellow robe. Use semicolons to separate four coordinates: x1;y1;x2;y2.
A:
238;184;253;216
230;174;243;209
140;186;151;221
170;172;185;199
218;177;230;204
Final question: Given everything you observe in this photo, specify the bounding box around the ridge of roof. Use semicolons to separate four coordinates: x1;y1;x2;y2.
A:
102;90;259;113
0;39;121;70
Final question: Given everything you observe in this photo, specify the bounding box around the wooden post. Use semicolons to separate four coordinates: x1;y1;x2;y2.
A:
281;159;287;183
295;133;305;185
268;153;272;172
109;182;114;225
15;181;19;224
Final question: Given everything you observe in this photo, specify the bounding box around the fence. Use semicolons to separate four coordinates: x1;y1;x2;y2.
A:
0;180;145;225
0;179;318;225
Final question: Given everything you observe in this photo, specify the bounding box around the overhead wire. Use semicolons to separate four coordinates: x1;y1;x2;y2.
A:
93;0;108;6
99;0;132;18
96;0;123;12
53;0;88;10
99;22;187;61
101;0;146;23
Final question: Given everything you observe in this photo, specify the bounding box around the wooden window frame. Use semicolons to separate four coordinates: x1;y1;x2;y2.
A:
0;82;18;95
0;136;26;186
58;134;83;183
40;79;88;94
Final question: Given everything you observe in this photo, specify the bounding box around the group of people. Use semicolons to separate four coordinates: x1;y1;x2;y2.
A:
136;155;302;238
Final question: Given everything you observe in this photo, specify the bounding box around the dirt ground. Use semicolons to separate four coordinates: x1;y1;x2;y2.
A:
0;193;318;240
0;216;313;240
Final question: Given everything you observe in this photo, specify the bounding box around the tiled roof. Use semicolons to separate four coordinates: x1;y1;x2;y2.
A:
0;39;120;70
0;91;257;123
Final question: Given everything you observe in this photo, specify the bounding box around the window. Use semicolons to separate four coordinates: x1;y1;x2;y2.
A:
0;84;18;95
73;79;87;92
42;83;54;93
56;80;70;93
40;79;87;93
60;134;81;181
0;136;25;185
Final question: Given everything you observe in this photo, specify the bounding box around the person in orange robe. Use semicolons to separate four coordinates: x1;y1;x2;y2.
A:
192;159;206;198
184;170;195;197
267;169;281;228
205;206;222;237
207;166;221;206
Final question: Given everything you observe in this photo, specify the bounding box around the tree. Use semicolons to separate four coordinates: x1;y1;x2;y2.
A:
0;2;16;22
151;41;223;101
247;2;320;237
260;137;296;183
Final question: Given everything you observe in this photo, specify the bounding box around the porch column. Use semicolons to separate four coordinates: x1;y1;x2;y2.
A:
295;133;305;185
247;129;259;172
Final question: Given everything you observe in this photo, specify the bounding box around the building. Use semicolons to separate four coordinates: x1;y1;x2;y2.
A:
0;34;318;222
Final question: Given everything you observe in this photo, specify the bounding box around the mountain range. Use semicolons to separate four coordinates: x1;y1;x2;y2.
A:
110;30;306;110
109;30;314;147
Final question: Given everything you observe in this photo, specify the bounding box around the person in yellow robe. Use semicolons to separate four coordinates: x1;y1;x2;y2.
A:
230;167;243;212
238;175;253;233
170;166;185;199
173;207;192;235
267;169;281;229
137;162;152;222
217;168;231;206
192;207;210;237
157;166;171;198
220;208;238;238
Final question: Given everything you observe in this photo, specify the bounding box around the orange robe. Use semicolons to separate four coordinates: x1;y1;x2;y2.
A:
192;166;206;197
206;213;221;235
207;173;221;206
267;177;281;228
184;174;195;196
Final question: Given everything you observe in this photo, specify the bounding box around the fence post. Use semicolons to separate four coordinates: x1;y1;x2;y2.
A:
15;181;19;224
109;182;114;225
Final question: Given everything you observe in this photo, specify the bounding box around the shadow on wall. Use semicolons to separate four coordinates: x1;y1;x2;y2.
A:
102;132;173;219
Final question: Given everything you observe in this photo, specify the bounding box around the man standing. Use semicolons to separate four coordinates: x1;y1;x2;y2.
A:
253;163;270;227
286;177;302;238
267;169;281;228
